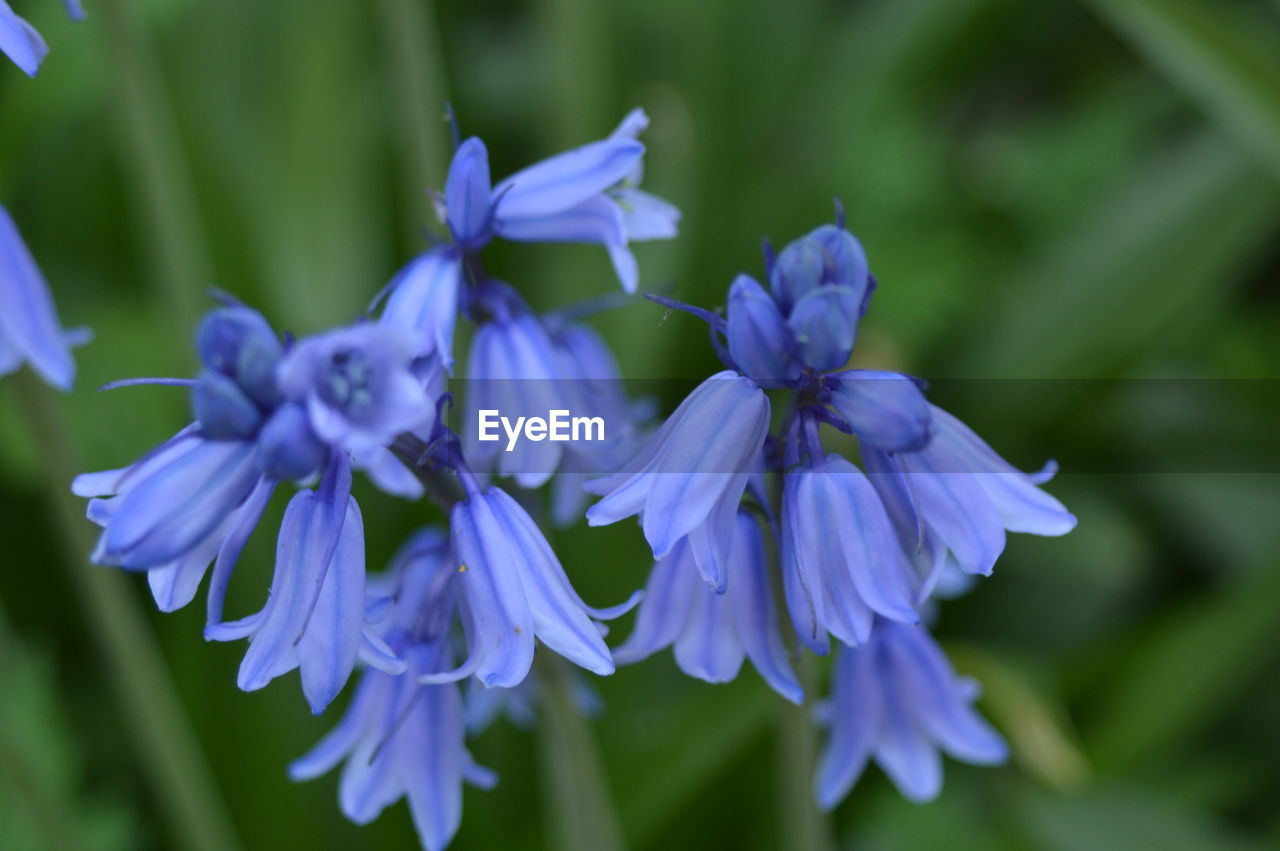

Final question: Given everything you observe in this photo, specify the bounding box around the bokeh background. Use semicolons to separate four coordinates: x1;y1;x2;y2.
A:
2;0;1279;848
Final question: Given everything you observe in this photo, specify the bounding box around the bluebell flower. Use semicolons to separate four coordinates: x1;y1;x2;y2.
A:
206;458;406;713
769;224;872;371
863;403;1076;577
448;484;641;688
0;204;77;388
545;315;652;527
76;428;266;570
291;529;495;851
781;454;920;654
0;1;47;77
441;109;679;292
615;510;802;704
463;304;572;489
725;274;801;385
378;245;464;369
586;371;770;592
279;323;432;455
815;620;1007;808
826;370;932;452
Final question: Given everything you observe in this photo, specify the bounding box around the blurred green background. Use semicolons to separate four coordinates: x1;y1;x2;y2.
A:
2;0;1280;848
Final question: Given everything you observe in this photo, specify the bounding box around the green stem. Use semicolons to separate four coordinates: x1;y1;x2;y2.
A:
97;0;213;349
535;654;626;851
777;654;832;851
13;372;240;851
375;0;451;233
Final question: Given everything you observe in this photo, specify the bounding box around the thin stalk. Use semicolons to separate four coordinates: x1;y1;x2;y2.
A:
777;646;832;850
13;372;240;851
376;0;451;234
97;0;213;348
535;653;626;851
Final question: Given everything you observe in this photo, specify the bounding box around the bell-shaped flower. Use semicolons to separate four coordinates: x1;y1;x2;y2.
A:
780;454;920;654
0;2;47;77
614;511;802;703
205;459;405;713
865;404;1076;577
726;274;801;385
448;484;641;688
76;428;265;570
463;309;573;489
440;109;678;292
543;315;652;525
0;204;77;388
827;370;932;452
585;371;770;592
292;529;494;851
378;246;463;370
815;620;1007;808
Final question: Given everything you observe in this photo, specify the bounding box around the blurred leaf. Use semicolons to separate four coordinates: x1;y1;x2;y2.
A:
0;628;136;850
951;646;1091;793
1087;550;1280;771
959;131;1280;378
1082;0;1280;179
1014;782;1267;851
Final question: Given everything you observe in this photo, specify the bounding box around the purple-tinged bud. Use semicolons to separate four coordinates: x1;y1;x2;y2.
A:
255;403;327;480
192;370;263;440
726;274;800;384
769;239;824;313
829;370;932;452
196;307;282;384
787;286;860;372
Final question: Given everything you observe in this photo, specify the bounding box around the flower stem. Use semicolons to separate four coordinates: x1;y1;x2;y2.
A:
13;372;240;851
535;654;625;851
97;0;213;349
777;653;832;851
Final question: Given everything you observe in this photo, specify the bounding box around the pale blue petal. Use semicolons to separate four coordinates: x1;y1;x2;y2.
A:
299;499;367;714
787;285;859;372
674;575;743;683
613;541;700;665
0;205;73;386
0;3;46;77
495;138;642;221
445;138;493;245
728;512;803;704
815;645;880;810
830;370;932;452
379;247;463;365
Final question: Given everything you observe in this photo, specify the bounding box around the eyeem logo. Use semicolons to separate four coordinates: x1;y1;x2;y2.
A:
478;409;605;452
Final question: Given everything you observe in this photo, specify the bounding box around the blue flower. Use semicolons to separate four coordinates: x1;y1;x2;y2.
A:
725;274;801;385
0;204;77;388
544;315;653;526
614;510;803;704
463;305;573;489
863;403;1077;577
815;620;1007;808
205;458;406;713
291;529;495;851
76;428;266;570
442;109;679;292
781;453;920;654
280;323;432;456
826;370;932;452
586;371;770;592
769;224;873;371
448;484;641;688
378;245;464;369
0;2;47;77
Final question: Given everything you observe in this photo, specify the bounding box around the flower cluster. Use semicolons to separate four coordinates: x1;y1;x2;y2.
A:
588;206;1075;805
72;113;676;850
